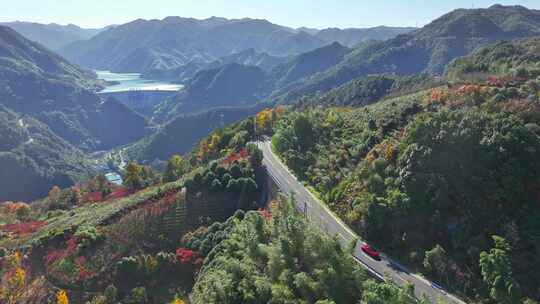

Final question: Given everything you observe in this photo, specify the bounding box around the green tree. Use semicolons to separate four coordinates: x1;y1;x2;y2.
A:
125;287;147;304
140;166;157;186
271;131;288;154
124;162;143;190
163;155;185;183
229;130;249;149
15;204;30;221
362;280;423;304
104;285;118;304
247;143;263;169
479;236;521;304
191;197;368;304
423;245;449;283
293;115;315;151
95;174;109;192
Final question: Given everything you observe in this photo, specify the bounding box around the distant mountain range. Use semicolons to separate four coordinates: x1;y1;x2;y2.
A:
274;4;540;103
304;26;416;47
151;5;540;120
142;48;288;83
0;21;111;50
150;4;540;123
0;25;146;200
57;16;415;74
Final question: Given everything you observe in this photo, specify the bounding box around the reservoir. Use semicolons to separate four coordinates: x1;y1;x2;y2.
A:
96;70;183;93
105;172;123;186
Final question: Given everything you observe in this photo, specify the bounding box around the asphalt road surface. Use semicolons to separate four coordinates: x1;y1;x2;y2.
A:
257;140;467;304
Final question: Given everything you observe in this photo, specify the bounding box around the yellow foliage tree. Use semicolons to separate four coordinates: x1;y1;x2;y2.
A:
208;134;221;151
197;133;222;161
56;289;69;304
256;109;273;133
197;139;210;161
1;267;26;304
170;297;185;304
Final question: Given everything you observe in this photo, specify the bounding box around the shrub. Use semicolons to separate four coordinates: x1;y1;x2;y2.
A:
125;287;147;304
15;204;31;221
221;173;232;186
74;226;104;252
88;295;107;304
104;285;118;303
210;179;223;191
230;164;242;178
183;178;194;189
116;257;138;280
1;221;46;235
226;179;239;191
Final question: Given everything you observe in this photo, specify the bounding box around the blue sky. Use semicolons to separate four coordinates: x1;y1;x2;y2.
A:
2;0;539;29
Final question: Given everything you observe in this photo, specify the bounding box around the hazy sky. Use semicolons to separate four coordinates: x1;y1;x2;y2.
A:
2;0;539;29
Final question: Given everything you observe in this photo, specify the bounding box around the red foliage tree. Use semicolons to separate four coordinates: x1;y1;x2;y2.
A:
221;148;249;165
258;208;272;221
1;221;45;235
176;248;194;264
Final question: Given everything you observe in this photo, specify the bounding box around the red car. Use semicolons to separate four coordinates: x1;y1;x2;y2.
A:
361;243;381;260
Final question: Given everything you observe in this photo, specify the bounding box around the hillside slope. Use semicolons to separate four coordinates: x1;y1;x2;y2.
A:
128;103;268;162
0;25;147;200
154;63;270;122
0;25;147;151
0;107;92;201
271;37;540;303
271;41;351;86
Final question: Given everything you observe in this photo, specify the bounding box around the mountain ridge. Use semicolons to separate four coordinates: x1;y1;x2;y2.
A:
0;21;109;50
274;4;540;103
58;16;415;74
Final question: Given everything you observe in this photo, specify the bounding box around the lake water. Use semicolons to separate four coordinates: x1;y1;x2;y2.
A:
96;70;183;93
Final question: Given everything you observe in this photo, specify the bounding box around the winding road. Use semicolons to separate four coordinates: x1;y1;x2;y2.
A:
257;140;467;304
18;118;34;145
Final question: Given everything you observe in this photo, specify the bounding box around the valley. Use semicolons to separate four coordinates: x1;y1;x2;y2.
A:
0;3;539;304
